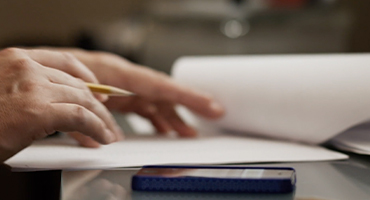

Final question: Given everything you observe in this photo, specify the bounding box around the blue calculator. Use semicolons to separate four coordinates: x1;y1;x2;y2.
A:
132;165;296;193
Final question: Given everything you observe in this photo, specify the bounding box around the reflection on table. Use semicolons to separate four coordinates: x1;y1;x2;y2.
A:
61;154;370;200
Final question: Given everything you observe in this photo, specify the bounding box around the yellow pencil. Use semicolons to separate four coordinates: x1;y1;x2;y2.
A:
85;82;134;96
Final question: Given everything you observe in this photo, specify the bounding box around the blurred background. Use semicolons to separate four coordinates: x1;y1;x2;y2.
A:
0;0;369;73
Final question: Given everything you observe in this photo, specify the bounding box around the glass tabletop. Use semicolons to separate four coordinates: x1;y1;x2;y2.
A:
1;152;369;200
61;153;370;200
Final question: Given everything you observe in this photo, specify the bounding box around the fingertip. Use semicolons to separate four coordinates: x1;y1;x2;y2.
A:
178;127;198;138
94;94;109;102
114;126;125;141
184;89;225;119
154;120;173;135
117;134;125;141
68;132;101;148
208;101;225;118
80;140;101;148
102;129;117;144
157;126;172;135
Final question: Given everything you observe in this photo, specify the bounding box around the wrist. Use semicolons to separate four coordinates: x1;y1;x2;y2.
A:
0;145;16;163
0;134;23;163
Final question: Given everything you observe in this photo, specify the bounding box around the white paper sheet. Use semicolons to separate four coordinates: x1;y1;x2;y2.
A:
173;54;370;144
5;134;347;171
330;123;370;155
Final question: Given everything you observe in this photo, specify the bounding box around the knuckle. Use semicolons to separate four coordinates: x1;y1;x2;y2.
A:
61;52;76;61
0;47;22;56
75;77;86;87
12;58;34;72
77;78;91;90
96;121;106;132
82;89;93;98
61;52;95;81
76;77;85;85
85;99;95;110
81;90;95;108
61;52;79;67
19;79;40;92
72;105;89;126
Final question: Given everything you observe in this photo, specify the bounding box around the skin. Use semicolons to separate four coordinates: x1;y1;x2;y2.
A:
0;47;225;162
0;48;122;162
49;48;225;148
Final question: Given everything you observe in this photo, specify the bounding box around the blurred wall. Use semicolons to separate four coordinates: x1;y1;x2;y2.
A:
346;1;370;52
0;0;369;61
0;0;136;47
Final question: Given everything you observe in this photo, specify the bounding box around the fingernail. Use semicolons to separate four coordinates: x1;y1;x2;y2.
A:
209;102;224;113
104;129;117;143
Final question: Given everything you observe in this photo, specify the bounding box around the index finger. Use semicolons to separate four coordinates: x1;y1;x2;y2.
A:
119;65;224;118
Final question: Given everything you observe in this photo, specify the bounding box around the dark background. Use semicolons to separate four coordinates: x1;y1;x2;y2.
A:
0;0;369;73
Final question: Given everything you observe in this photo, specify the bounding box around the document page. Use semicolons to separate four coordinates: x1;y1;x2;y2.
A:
330;123;370;155
173;54;370;144
5;134;347;171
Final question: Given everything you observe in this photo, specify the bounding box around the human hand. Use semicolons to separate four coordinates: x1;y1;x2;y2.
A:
0;48;122;162
55;48;225;141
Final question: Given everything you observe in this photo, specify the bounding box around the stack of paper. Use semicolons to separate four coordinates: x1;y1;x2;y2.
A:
173;54;370;145
5;134;347;171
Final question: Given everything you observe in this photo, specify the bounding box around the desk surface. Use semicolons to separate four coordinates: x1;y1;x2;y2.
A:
0;152;369;200
1;117;369;200
60;153;370;200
